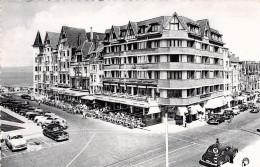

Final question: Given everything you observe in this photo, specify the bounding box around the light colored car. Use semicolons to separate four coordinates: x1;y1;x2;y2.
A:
34;113;55;123
42;118;68;129
232;106;240;115
38;115;60;126
5;133;27;151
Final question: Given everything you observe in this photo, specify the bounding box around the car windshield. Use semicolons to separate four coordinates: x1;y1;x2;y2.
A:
11;135;23;139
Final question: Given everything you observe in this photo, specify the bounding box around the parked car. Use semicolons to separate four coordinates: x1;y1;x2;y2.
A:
5;133;27;151
21;94;31;100
207;116;225;125
42;118;68;129
257;128;260;132
43;124;69;141
223;109;234;120
200;143;238;167
34;112;53;123
239;103;248;112
248;102;255;109
36;113;58;125
250;106;260;113
232;106;240;115
256;98;260;103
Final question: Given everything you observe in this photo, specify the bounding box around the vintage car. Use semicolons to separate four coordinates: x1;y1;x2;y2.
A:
207;116;225;125
239;103;248;112
43;124;69;141
19;107;36;116
256;98;260;103
37;114;60;126
21;94;31;100
5;133;27;151
250;106;260;113
223;109;234;120
25;108;43;118
200;143;238;166
257;128;260;132
34;112;53;123
248;102;255;109
42;118;68;129
232;106;240;115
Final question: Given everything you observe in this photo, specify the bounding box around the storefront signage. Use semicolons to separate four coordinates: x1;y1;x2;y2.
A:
200;93;211;99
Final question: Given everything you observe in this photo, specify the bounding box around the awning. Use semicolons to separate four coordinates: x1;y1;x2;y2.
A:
234;96;246;101
147;106;161;115
70;91;88;97
225;96;234;102
220;96;228;105
81;95;95;101
205;97;225;109
176;107;188;116
188;105;203;115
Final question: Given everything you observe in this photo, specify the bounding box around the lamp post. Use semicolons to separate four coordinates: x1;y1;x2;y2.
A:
165;106;169;167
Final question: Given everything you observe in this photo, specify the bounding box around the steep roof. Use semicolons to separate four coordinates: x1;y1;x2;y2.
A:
60;26;87;48
76;40;93;56
32;31;43;47
86;32;106;41
45;32;60;49
197;19;209;37
229;54;240;63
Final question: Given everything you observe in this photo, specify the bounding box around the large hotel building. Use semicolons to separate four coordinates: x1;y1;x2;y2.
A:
32;12;243;126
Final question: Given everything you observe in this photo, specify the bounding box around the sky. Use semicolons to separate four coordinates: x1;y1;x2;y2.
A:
1;0;260;67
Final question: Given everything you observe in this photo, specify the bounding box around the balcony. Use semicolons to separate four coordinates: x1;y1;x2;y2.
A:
104;47;223;58
158;78;224;88
161;30;188;38
159;91;224;106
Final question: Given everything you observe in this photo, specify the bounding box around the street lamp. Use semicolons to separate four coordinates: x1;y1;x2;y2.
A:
165;106;169;167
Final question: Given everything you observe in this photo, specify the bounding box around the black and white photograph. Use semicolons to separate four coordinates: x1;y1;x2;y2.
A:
1;0;260;166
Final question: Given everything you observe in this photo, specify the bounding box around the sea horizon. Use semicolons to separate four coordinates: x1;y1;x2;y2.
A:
0;66;33;87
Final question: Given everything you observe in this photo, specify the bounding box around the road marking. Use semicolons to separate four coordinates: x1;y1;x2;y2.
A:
131;143;195;167
239;128;260;136
38;137;51;146
169;136;207;148
66;133;95;167
2;152;7;157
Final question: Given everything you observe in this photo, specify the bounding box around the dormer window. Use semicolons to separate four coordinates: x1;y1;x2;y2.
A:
129;28;134;35
151;24;159;32
204;30;208;37
139;26;146;34
170;16;184;30
120;30;126;37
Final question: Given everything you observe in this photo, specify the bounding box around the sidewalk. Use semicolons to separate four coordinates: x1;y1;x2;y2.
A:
224;138;260;167
1;108;43;139
144;120;207;134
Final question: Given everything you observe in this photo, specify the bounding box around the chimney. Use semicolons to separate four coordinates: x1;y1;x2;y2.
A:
90;27;93;42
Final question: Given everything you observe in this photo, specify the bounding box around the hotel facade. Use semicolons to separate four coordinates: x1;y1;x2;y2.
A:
33;12;244;126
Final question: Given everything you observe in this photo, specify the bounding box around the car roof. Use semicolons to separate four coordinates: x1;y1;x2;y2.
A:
8;133;23;137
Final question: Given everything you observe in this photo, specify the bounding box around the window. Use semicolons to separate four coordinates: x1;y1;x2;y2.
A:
167;71;182;79
139;26;146;34
167;90;182;98
187;71;195;79
196;87;201;95
120;30;126;37
187;55;194;63
155;55;160;63
204;30;208;37
151;24;159;32
151;41;160;48
154;71;160;79
187;41;194;48
169;55;180;62
138;42;146;49
187;88;195;97
196;71;201;79
168;40;182;47
210;86;214;92
169;16;183;30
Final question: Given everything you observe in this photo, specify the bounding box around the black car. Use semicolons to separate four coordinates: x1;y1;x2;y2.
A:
21;94;31;100
27;113;40;120
43;124;69;141
250;107;260;113
200;143;238;167
257;128;260;132
207;116;225;125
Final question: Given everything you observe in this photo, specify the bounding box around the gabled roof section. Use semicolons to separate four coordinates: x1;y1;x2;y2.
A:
32;31;43;47
44;32;60;49
163;12;186;30
76;40;93;56
197;19;210;37
129;21;138;35
111;25;120;39
60;26;87;48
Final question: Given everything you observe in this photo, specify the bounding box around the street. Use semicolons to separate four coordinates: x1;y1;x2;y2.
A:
2;95;260;167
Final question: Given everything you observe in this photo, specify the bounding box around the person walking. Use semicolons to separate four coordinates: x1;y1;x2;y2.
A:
82;110;87;119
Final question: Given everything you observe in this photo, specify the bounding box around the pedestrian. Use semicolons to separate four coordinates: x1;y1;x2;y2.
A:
38;100;41;106
216;138;220;145
82;110;87;119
